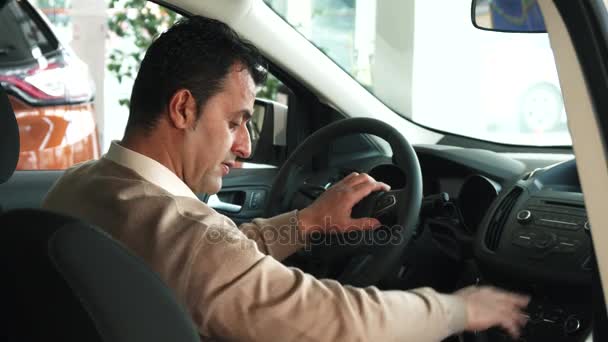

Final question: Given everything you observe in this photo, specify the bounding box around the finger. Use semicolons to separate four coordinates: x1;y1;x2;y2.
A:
351;181;391;203
338;172;360;185
492;308;518;337
510;293;531;308
346;217;382;231
377;182;391;192
494;292;531;309
482;287;528;304
517;313;529;327
494;302;529;328
502;304;529;326
345;173;376;187
344;174;391;194
502;321;522;340
499;304;529;337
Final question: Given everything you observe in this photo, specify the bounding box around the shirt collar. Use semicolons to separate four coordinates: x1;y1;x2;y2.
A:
104;141;199;200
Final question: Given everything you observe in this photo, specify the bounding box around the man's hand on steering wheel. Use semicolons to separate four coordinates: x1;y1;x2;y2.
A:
265;118;422;286
298;172;390;235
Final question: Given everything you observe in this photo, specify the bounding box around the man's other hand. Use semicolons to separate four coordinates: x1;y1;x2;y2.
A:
456;286;531;339
298;172;390;234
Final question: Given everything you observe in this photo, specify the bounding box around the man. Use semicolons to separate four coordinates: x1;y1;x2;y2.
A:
43;16;529;341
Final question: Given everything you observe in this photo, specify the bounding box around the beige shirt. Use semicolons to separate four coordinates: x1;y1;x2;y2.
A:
42;141;466;341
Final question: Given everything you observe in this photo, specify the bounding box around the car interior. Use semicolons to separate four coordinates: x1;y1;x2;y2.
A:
1;0;608;341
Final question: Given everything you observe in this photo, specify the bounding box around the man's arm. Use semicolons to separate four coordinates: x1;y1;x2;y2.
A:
238;210;307;261
183;220;467;341
196;173;528;340
180;219;527;341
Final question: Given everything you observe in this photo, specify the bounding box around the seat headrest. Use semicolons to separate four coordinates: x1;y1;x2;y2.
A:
0;86;19;183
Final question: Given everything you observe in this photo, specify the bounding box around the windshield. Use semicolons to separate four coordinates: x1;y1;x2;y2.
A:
264;0;571;146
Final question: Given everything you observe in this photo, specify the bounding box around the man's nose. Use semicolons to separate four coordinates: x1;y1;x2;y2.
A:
232;124;251;159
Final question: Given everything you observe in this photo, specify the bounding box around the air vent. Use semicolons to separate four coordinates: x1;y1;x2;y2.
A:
485;187;523;251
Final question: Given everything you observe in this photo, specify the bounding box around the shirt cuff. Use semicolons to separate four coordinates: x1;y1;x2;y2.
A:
249;210;308;260
437;292;468;335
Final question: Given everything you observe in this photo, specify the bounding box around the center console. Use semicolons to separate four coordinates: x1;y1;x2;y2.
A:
474;160;592;341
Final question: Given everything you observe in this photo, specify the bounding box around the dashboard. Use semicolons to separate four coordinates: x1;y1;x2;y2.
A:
300;143;592;341
475;159;590;284
387;145;591;341
471;159;592;342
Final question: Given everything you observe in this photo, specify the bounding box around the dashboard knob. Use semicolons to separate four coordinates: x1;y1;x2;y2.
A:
564;315;581;334
517;210;532;224
533;232;556;249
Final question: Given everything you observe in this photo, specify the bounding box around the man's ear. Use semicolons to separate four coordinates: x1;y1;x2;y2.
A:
167;89;198;130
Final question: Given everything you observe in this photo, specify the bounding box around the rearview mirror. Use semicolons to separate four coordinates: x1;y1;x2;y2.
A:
472;0;547;33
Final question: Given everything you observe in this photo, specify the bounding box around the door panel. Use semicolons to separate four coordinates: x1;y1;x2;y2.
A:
203;168;278;225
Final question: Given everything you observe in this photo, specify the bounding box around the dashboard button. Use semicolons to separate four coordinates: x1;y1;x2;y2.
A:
582;255;593;271
564;315;581;334
533;232;556;250
553;236;579;253
517;210;532;223
513;234;533;248
535;240;550;249
545;309;565;323
559;242;578;253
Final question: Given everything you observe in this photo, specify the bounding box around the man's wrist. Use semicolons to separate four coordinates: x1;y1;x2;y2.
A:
297;208;315;235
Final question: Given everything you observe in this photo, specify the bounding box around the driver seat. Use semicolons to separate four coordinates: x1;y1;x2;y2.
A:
0;85;200;341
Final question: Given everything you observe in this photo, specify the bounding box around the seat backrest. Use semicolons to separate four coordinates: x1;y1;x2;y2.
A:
0;209;201;341
0;83;19;185
0;86;200;341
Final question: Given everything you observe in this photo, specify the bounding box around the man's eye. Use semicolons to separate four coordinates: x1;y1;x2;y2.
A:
229;121;240;129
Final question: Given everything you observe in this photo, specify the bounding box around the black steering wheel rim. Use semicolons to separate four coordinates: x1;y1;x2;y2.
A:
265;117;423;287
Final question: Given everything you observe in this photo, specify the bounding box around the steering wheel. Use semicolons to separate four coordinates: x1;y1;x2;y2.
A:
264;117;422;287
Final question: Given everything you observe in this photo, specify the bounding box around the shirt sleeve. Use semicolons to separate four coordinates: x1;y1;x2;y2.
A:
238;210;307;261
180;216;467;342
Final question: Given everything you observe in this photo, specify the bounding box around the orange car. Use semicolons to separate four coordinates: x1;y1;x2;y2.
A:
0;0;99;170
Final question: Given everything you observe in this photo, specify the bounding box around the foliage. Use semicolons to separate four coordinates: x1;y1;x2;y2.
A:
106;0;180;106
256;74;280;101
106;0;280;106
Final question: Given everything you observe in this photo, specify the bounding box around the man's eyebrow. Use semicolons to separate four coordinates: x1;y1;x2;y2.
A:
234;109;252;121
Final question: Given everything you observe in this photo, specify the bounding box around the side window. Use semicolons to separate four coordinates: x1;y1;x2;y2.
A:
6;0;286;170
1;0;94;171
246;73;291;167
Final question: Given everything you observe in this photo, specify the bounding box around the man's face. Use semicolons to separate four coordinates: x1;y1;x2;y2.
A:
183;64;255;194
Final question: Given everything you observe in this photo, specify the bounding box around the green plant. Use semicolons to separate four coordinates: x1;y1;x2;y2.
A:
256;74;280;101
106;1;280;106
107;0;180;107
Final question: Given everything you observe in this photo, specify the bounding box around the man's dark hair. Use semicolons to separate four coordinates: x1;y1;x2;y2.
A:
126;16;267;134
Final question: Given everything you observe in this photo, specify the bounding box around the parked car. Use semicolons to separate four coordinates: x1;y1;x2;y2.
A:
0;0;99;170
